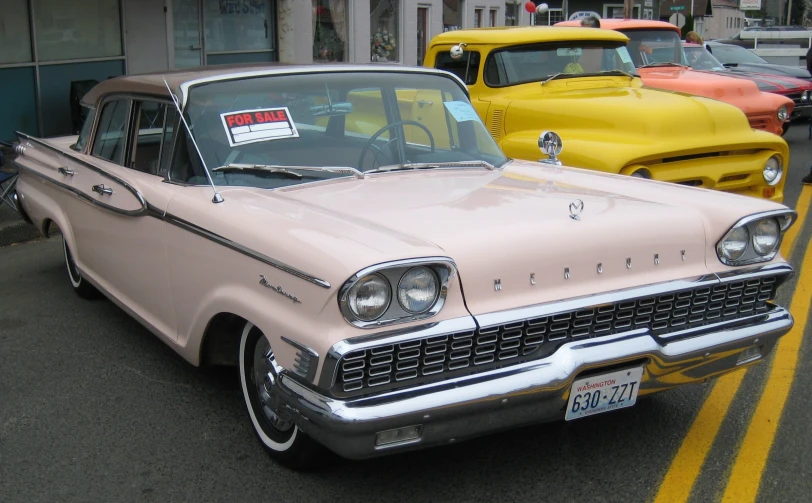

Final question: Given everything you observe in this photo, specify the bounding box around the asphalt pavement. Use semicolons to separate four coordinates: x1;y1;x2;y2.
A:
1;128;811;503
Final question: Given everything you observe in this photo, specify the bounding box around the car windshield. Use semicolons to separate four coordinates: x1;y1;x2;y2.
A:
484;42;638;86
621;30;688;67
178;72;508;189
709;44;768;65
684;46;726;71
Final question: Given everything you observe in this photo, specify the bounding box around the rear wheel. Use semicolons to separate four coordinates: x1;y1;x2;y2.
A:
238;321;325;470
62;236;101;299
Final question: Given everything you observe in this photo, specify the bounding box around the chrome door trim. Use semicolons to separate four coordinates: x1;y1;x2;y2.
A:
15;132;149;215
162;213;331;289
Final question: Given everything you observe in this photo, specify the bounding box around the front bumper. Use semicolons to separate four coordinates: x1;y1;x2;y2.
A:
277;308;792;460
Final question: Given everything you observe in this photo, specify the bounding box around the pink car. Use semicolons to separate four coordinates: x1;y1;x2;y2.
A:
10;65;796;469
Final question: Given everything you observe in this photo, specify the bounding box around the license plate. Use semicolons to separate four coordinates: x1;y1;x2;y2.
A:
565;367;644;421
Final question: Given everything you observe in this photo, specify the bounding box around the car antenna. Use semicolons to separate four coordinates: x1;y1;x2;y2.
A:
162;76;224;204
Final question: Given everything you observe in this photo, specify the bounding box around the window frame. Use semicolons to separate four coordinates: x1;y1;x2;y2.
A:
89;96;133;166
127;98;176;177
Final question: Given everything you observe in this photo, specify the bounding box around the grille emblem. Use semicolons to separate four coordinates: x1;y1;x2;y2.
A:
569;199;584;220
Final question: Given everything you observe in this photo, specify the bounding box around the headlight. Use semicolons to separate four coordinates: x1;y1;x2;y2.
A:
777;105;788;122
339;259;455;328
718;225;750;262
397;267;439;313
347;274;391;321
763;156;783;186
803;91;809;101
716;210;795;266
752;218;780;255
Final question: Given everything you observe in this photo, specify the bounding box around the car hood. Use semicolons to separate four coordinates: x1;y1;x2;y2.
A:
501;80;750;141
727;62;812;80
704;69;812;93
638;66;763;100
277;163;715;317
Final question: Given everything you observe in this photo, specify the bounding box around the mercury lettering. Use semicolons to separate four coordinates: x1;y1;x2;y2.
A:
576;379;616;392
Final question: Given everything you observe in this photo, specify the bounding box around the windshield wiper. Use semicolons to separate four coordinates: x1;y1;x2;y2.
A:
366;160;496;174
212;163;365;179
541;72;578;86
639;62;690;69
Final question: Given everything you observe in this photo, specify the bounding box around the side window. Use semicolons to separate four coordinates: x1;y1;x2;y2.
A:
169;127;206;184
435;51;481;85
72;107;96;152
130;101;166;175
91;100;130;164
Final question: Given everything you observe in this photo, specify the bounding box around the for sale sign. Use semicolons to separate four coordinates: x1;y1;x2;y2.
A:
220;107;299;147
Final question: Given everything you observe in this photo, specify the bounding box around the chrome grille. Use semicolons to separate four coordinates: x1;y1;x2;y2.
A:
335;275;780;395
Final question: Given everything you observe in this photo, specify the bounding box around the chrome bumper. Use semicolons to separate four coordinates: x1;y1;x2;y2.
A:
277;308;792;460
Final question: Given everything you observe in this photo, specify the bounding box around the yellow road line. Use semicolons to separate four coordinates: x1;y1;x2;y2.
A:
652;186;812;503
721;204;812;502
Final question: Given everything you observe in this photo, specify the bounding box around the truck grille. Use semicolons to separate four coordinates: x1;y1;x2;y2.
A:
335;275;780;396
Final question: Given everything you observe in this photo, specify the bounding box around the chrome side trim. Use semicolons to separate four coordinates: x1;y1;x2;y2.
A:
163;213;331;289
337;257;458;329
281;336;319;358
15;132;149;215
475;263;792;329
15;163;148;217
716;209;798;266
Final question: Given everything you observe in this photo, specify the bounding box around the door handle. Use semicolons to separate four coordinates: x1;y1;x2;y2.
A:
57;167;74;176
92;184;113;196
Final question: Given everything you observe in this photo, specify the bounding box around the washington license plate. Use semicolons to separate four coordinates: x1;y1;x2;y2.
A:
565;367;644;421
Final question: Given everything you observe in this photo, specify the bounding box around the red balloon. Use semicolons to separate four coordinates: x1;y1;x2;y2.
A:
525;1;536;13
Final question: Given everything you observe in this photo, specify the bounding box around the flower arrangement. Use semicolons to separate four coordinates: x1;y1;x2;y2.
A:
371;28;397;61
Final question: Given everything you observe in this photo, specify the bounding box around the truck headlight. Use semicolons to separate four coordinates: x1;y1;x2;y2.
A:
763;156;782;186
777;105;788;122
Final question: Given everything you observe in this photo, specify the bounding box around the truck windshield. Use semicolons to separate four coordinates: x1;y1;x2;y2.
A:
483;42;638;87
621;30;689;67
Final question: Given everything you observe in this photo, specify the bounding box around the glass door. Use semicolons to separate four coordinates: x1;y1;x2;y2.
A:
173;0;203;68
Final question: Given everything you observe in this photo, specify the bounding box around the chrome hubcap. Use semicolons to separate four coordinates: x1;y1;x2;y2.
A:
252;338;293;432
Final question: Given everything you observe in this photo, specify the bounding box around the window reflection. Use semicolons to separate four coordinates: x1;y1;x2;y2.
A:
371;0;399;62
313;0;349;62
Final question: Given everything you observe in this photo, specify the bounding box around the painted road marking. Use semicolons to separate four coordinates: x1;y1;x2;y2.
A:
652;186;811;503
721;200;812;502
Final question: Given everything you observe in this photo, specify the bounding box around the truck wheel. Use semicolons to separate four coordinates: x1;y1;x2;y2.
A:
239;321;325;470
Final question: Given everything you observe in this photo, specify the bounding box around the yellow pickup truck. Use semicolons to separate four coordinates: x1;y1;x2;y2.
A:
421;26;789;202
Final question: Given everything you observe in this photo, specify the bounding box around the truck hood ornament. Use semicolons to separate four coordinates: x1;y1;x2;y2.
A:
569;199;584;220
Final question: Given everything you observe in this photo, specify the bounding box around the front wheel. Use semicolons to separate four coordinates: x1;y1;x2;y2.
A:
239;322;325;469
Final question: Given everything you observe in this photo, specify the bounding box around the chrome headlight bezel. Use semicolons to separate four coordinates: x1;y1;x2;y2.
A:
716;210;796;266
339;258;456;328
777;105;789;122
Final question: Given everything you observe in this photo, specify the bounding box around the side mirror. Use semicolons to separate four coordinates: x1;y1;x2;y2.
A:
538;131;563;165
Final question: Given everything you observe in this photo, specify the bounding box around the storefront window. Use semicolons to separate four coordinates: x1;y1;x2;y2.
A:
313;0;349;62
370;0;399;62
0;0;32;64
443;0;463;32
505;2;518;26
474;9;483;28
205;0;274;53
33;0;122;62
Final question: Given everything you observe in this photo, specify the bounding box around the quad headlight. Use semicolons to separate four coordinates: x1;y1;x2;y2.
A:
763;156;783;186
339;259;454;328
777;105;789;122
716;210;795;266
803;91;809;101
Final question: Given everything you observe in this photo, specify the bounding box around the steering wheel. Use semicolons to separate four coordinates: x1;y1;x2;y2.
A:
357;120;436;170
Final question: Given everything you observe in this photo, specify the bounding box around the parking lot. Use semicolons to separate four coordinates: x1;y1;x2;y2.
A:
1;126;811;503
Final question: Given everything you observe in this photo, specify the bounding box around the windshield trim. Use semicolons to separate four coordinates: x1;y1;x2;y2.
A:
483;41;638;88
179;67;471;110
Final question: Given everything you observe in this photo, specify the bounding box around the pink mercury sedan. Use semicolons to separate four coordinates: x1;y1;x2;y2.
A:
10;65;796;469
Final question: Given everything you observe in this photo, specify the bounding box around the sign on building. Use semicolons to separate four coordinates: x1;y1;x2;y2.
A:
740;0;761;9
568;11;602;20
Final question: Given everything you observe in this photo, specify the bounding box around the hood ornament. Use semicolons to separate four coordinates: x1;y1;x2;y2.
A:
569;199;584;220
538;131;563;165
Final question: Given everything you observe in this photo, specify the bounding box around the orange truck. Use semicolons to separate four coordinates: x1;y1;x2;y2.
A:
556;19;793;136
